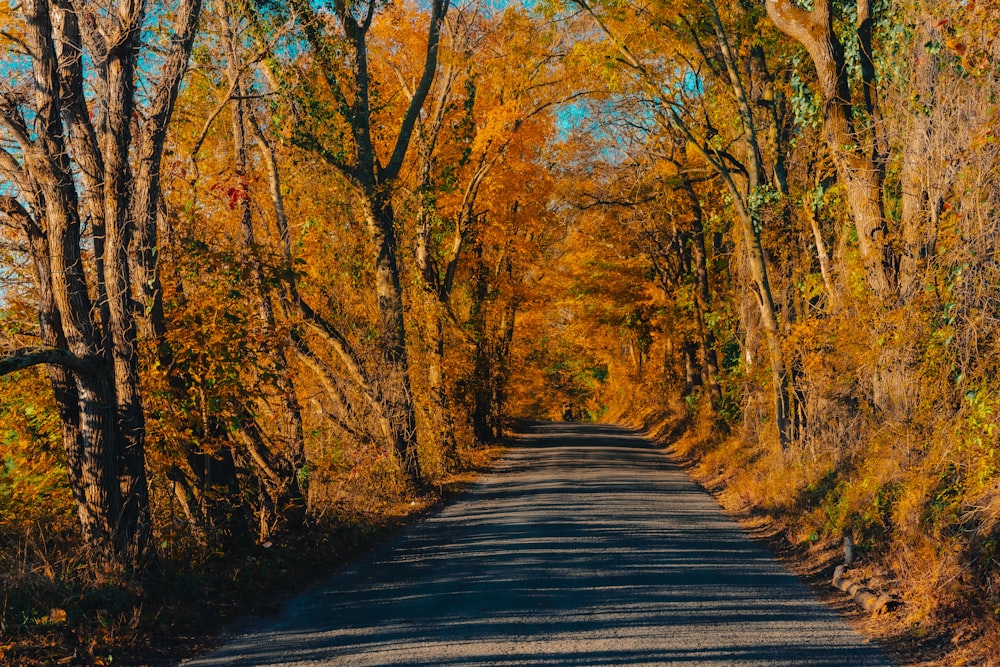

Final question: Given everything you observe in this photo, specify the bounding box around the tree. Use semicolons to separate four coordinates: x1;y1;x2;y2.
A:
765;0;894;300
276;0;451;486
0;0;201;575
570;0;793;445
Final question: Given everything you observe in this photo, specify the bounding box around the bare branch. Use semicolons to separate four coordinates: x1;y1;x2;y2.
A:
0;346;96;376
381;0;451;182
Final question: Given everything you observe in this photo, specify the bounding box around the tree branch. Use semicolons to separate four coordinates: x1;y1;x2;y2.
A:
571;0;645;72
381;0;450;182
0;194;37;232
0;346;96;376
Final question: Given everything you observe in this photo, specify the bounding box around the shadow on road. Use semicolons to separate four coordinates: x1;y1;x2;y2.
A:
184;422;891;667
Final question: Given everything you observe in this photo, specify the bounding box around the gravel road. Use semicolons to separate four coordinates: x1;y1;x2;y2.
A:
183;422;893;666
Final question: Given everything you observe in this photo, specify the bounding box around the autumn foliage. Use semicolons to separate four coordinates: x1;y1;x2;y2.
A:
2;0;1000;663
513;0;1000;660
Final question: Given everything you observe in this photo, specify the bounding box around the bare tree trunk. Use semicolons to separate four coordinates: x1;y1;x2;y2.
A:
765;0;895;300
0;0;202;575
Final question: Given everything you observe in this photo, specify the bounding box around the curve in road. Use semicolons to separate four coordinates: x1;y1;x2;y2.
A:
183;422;893;666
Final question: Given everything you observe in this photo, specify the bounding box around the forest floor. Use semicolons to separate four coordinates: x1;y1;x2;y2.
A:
180;422;889;667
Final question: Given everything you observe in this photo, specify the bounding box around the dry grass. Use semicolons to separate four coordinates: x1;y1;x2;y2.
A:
0;434;505;666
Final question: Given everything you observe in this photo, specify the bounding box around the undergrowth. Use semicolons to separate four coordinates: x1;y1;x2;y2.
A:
0;444;502;666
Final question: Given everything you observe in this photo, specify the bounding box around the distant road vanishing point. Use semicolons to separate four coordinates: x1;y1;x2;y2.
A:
183;422;893;667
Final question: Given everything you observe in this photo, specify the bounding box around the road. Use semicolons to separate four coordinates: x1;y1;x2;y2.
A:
183;422;893;666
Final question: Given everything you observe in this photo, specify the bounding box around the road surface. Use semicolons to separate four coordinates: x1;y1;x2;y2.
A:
183;422;892;666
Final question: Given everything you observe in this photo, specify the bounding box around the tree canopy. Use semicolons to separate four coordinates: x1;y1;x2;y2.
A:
2;0;1000;661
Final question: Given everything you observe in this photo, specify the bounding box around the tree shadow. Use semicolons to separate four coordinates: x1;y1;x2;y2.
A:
184;422;892;667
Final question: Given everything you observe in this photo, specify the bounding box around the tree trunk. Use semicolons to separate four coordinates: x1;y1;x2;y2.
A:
489;290;518;439
0;0;202;575
282;0;450;488
101;0;154;568
363;193;423;486
736;198;791;447
414;199;461;464
469;241;494;443
765;0;895;300
688;2;791;445
898;18;943;303
684;184;722;404
805;192;839;306
425;301;459;464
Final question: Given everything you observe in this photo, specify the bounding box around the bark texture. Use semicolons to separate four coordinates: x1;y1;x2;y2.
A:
765;0;895;300
0;0;202;575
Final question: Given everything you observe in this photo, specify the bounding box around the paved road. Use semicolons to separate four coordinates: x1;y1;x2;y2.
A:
184;422;892;666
